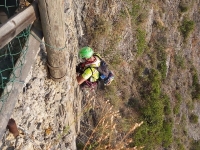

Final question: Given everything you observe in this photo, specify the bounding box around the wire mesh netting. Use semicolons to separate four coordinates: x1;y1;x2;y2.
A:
0;0;31;111
0;0;19;20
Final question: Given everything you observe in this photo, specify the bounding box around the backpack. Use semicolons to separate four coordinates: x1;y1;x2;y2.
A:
76;53;114;86
89;54;114;86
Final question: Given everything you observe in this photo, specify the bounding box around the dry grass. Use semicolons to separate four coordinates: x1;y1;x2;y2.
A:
78;95;144;150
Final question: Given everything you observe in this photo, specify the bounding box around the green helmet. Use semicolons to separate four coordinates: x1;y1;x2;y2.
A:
79;47;94;59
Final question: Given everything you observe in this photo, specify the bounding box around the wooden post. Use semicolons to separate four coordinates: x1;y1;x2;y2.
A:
38;0;67;81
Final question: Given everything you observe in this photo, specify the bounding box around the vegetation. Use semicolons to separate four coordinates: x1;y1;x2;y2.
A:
136;28;147;55
190;140;200;150
179;18;195;40
179;2;189;12
186;101;194;110
155;42;167;79
191;68;200;100
81;0;198;149
132;69;172;149
77;96;143;150
175;54;186;69
173;92;182;114
130;1;141;21
175;138;186;150
189;113;198;124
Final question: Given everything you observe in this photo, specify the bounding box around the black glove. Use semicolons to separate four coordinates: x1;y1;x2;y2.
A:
76;63;84;74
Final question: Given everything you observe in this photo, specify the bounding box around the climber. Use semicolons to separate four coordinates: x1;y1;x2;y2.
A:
76;47;100;89
76;46;114;89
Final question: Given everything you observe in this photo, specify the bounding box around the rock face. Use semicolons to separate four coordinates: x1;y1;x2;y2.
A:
1;49;80;149
0;0;84;149
151;0;200;147
77;0;200;149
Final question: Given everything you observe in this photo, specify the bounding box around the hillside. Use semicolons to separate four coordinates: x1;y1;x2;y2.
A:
1;0;200;150
79;0;200;149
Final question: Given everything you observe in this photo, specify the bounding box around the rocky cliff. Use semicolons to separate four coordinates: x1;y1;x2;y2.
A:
0;0;84;149
1;0;200;149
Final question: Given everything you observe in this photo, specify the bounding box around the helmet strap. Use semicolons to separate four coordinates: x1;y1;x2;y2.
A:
81;57;96;68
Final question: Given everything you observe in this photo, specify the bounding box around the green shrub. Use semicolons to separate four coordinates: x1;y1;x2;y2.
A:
127;97;141;111
157;61;167;79
175;54;185;69
189;113;198;124
173;92;182;114
190;140;200;150
163;94;172;115
191;69;200;100
179;19;195;40
173;105;180;114
179;2;189;12
133;121;162;150
136;28;147;55
154;43;167;79
176;138;185;150
175;92;182;102
162;120;173;147
132;69;172;149
186;101;194;110
130;2;141;19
